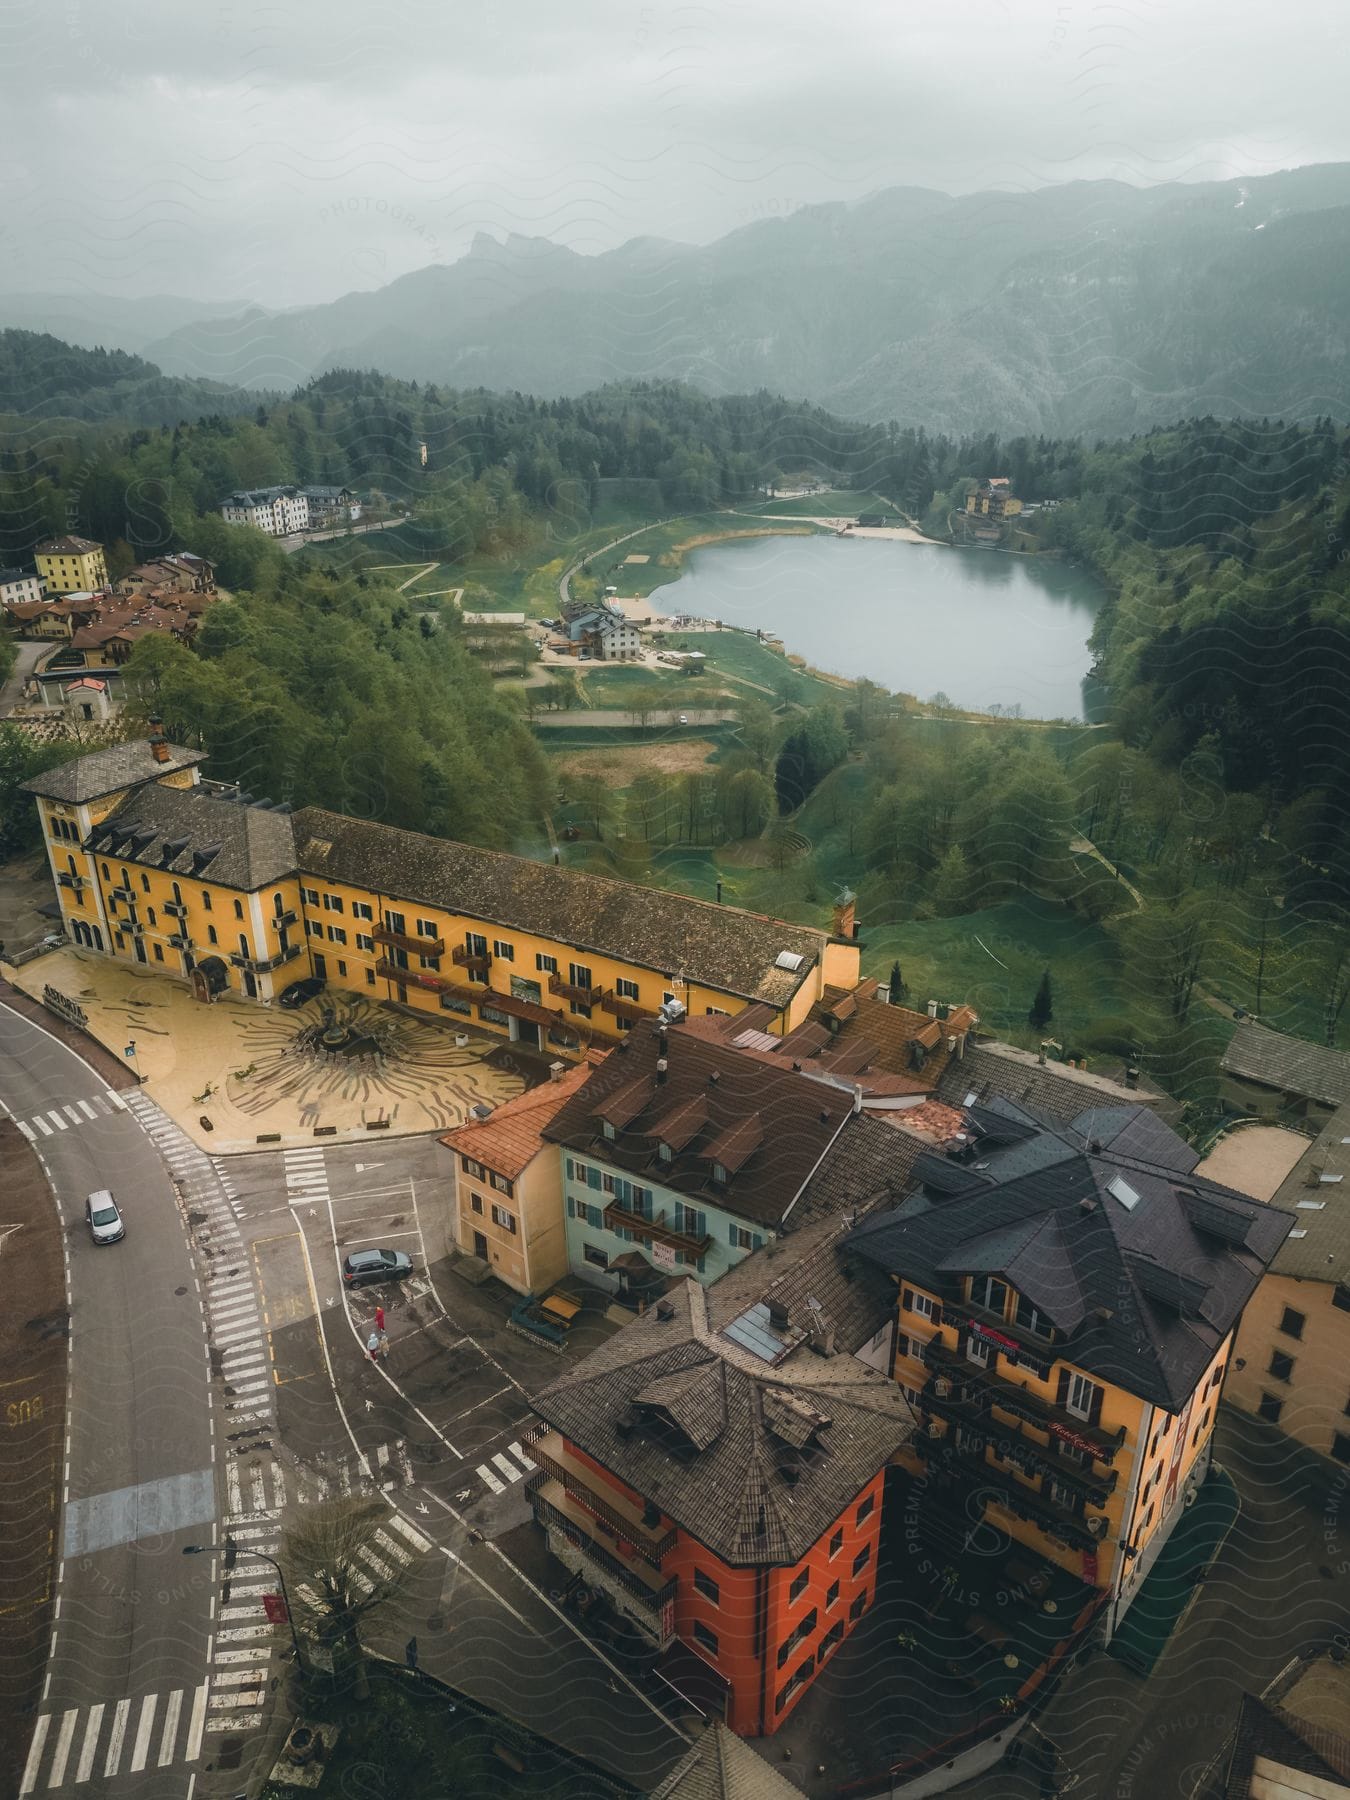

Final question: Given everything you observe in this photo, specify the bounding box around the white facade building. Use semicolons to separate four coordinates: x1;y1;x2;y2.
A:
220;487;311;537
0;567;44;605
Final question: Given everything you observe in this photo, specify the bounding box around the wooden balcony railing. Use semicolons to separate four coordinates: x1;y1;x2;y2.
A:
597;988;655;1020
548;973;594;1006
921;1338;1126;1463
602;1200;711;1258
912;1434;1103;1552
527;1473;677;1616
529;1431;677;1564
451;944;492;971
375;923;444;957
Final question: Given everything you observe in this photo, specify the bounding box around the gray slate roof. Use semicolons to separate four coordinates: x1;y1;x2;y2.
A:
291;808;825;1009
937;1041;1157;1126
531;1278;914;1568
648;1724;806;1800
91;783;297;892
20;740;206;805
1221;1022;1350;1107
845;1096;1292;1411
1265;1100;1350;1285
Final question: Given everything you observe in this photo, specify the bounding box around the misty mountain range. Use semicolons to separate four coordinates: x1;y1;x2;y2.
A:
5;165;1350;438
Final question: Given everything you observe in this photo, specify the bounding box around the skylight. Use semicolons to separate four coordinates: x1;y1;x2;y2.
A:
775;950;805;972
1107;1175;1141;1210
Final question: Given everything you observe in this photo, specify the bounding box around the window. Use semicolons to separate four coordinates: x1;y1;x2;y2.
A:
965;1334;992;1369
201;890;212;911
1047;1479;1081;1513
1331;1433;1350;1466
301;886;319;905
233;899;243;919
491;1204;516;1234
327;926;347;945
322;893;344;913
536;953;557;974
356;934;374;952
492;939;515;961
692;1620;719;1658
788;1568;809;1604
1278;1307;1305;1341
821;1621;845;1657
153;943;163;961
852;1545;871;1576
729;1223;763;1252
1333;1286;1350;1315
352;901;373;921
462;1157;486;1179
583;1245;609;1269
776;1608;818;1667
207;925;218;945
694;1569;720;1604
616;977;639;1000
1257;1392;1283;1424
1061;1371;1102;1424
146;908;156;926
307;919;323;938
855;1493;875;1526
386;910;406;934
490;1172;513;1196
1015;1294;1054;1339
828;1528;844;1559
849;1592;867;1621
570;1000;592;1019
903;1288;936;1321
337;960;347;977
416;918;439;938
602;1120;616;1141
140;873;150;892
238;934;250;958
969;1275;1008;1315
1268;1351;1295;1383
365;969;376;986
825;1579;840;1610
470;1192;484;1215
657;1141;673;1164
673;1203;706;1239
568;961;591;990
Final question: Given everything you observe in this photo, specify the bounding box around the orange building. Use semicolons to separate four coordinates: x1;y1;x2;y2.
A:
845;1094;1290;1641
528;1278;914;1734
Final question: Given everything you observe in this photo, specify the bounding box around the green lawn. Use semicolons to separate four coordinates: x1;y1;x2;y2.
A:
669;630;845;707
745;489;907;518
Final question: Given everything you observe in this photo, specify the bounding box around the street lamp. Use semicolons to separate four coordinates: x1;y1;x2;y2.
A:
185;1539;305;1673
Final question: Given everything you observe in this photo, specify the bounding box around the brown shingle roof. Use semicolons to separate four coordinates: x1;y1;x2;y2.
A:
648;1723;805;1800
90;782;298;892
937;1040;1156;1124
36;535;102;555
290;807;826;1009
531;1278;914;1567
543;1020;857;1230
1221;1022;1350;1107
439;1064;594;1179
20;739;206;804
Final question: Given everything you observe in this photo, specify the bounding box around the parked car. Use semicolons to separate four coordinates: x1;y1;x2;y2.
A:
342;1248;413;1287
86;1189;125;1245
279;976;325;1009
677;713;689;725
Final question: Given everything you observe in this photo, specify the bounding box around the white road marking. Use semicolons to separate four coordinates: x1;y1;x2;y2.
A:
108;1092;128;1109
213;1647;270;1665
509;1440;536;1470
129;1692;158;1773
205;1713;262;1733
185;1681;209;1762
45;1110;68;1131
75;1703;105;1783
45;1708;78;1787
103;1698;131;1775
18;1712;49;1794
62;1104;85;1126
77;1099;98;1121
374;1527;412;1565
17;1119;35;1140
33;1115;52;1137
492;1452;523;1483
157;1688;184;1767
217;1624;274;1642
208;1689;265;1710
476;1463;505;1495
389;1514;433;1553
225;1464;242;1516
211;1667;268;1687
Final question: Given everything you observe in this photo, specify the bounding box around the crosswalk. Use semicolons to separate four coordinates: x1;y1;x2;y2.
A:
19;1683;209;1794
284;1144;331;1208
471;1438;537;1497
13;1088;127;1140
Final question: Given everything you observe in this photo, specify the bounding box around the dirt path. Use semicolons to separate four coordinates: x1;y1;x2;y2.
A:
1070;834;1144;907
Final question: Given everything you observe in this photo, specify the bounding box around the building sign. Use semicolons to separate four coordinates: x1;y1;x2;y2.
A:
510;976;543;1004
967;1319;1021;1354
964;1316;1050;1378
651;1242;677;1271
1049;1421;1100;1459
660;1597;676;1649
42;985;87;1030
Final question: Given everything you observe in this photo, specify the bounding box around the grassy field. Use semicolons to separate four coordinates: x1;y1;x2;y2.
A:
670;631;846;706
744;489;908;519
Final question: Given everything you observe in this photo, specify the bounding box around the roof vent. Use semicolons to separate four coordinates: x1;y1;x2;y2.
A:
778;1459;801;1486
768;1299;790;1331
708;1071;720;1085
775;951;805;972
655;1300;675;1322
1079;1197;1094;1215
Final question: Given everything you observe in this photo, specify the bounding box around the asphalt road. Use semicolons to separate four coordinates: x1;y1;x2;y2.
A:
0;1003;216;1798
219;1135;691;1789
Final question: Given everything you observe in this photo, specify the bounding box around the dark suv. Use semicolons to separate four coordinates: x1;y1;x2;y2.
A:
279;976;326;1009
342;1248;413;1287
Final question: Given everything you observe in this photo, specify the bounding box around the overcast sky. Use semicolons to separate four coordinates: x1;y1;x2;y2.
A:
4;0;1347;308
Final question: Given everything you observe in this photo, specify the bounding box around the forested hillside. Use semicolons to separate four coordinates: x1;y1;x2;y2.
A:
0;330;261;427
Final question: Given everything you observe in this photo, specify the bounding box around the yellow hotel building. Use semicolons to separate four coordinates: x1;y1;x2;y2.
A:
34;535;109;596
844;1096;1290;1639
23;731;861;1050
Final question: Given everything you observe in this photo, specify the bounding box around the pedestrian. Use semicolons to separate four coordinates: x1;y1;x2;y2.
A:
367;1331;381;1363
375;1306;385;1333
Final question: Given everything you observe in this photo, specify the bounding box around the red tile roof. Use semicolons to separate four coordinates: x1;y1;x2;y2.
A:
440;1064;596;1178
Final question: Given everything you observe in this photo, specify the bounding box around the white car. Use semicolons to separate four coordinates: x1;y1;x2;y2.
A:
677;713;689;725
86;1189;125;1245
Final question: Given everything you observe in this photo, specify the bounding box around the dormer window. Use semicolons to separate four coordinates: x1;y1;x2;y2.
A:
968;1275;1008;1317
602;1120;616;1141
657;1141;673;1164
1014;1294;1054;1340
712;1162;729;1186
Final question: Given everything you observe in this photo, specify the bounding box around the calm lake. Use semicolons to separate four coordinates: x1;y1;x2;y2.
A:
655;534;1108;720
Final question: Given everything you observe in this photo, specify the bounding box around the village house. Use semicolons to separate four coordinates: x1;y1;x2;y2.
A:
23;734;861;1033
440;1062;597;1294
301;484;360;525
117;553;216;597
965;477;1024;522
1224;1097;1350;1479
0;566;45;606
1219;1019;1350;1124
564;603;644;660
541;1018;860;1302
527;1275;915;1734
34;535;108;595
844;1094;1290;1642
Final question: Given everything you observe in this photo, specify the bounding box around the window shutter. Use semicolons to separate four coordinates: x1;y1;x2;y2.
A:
566;1196;576;1219
729;1222;738;1245
1088;1383;1104;1427
1056;1368;1070;1409
565;1159;574;1181
752;1233;764;1251
903;1288;915;1311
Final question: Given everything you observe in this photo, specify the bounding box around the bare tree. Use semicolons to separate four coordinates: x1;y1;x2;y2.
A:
280;1496;412;1698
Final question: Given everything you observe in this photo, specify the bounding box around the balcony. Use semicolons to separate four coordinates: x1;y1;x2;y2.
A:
376;923;444;958
912;1433;1102;1552
269;908;298;930
108;886;135;905
451;943;492;972
921;1339;1126;1463
548;973;594;1006
597;988;655;1021
56;871;87;890
168;934;191;950
528;1473;677;1628
602;1199;712;1258
231;944;303;975
374;959;481;1004
163;900;189;919
919;1375;1117;1506
530;1430;678;1564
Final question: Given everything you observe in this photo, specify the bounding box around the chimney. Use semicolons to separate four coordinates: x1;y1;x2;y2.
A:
150;734;171;765
1125;1065;1139;1089
927;1000;939;1019
549;1061;566;1083
768;1299;790;1332
831;891;856;940
656;1299;675;1321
